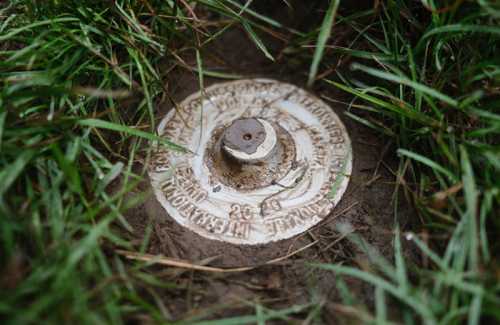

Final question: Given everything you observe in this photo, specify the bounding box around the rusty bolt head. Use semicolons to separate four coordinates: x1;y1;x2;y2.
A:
222;118;278;164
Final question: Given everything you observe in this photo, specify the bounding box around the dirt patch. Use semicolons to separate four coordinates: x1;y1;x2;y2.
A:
119;6;417;321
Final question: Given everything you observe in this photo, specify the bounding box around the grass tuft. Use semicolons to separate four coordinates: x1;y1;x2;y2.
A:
0;0;281;322
312;0;500;323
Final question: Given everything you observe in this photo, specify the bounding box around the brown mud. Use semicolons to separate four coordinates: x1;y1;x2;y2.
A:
119;3;417;322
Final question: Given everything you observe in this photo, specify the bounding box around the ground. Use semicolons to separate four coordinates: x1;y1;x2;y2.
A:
2;1;499;324
118;23;417;322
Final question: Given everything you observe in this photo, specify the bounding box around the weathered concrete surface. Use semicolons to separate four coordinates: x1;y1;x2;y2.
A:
148;79;352;245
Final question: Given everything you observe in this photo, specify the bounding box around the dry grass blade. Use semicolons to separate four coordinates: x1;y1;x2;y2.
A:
115;249;254;272
115;240;319;272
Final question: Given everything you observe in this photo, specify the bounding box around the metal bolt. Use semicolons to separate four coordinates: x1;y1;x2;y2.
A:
222;118;278;164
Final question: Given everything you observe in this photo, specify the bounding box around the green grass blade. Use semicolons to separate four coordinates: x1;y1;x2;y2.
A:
460;145;479;271
468;294;483;325
421;24;500;41
375;286;387;324
191;304;309;325
326;80;438;125
308;0;339;87
398;149;457;182
351;63;458;107
242;21;274;61
78;119;187;152
0;150;35;197
0;17;79;41
312;263;436;323
0;110;6;150
394;226;408;292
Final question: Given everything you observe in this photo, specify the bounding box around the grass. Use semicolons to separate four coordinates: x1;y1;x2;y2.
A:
309;0;500;323
0;1;281;323
1;0;499;324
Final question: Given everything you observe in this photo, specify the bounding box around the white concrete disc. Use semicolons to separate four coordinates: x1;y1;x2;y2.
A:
148;79;352;245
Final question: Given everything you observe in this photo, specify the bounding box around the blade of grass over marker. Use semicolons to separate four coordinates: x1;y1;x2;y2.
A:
78;119;187;152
